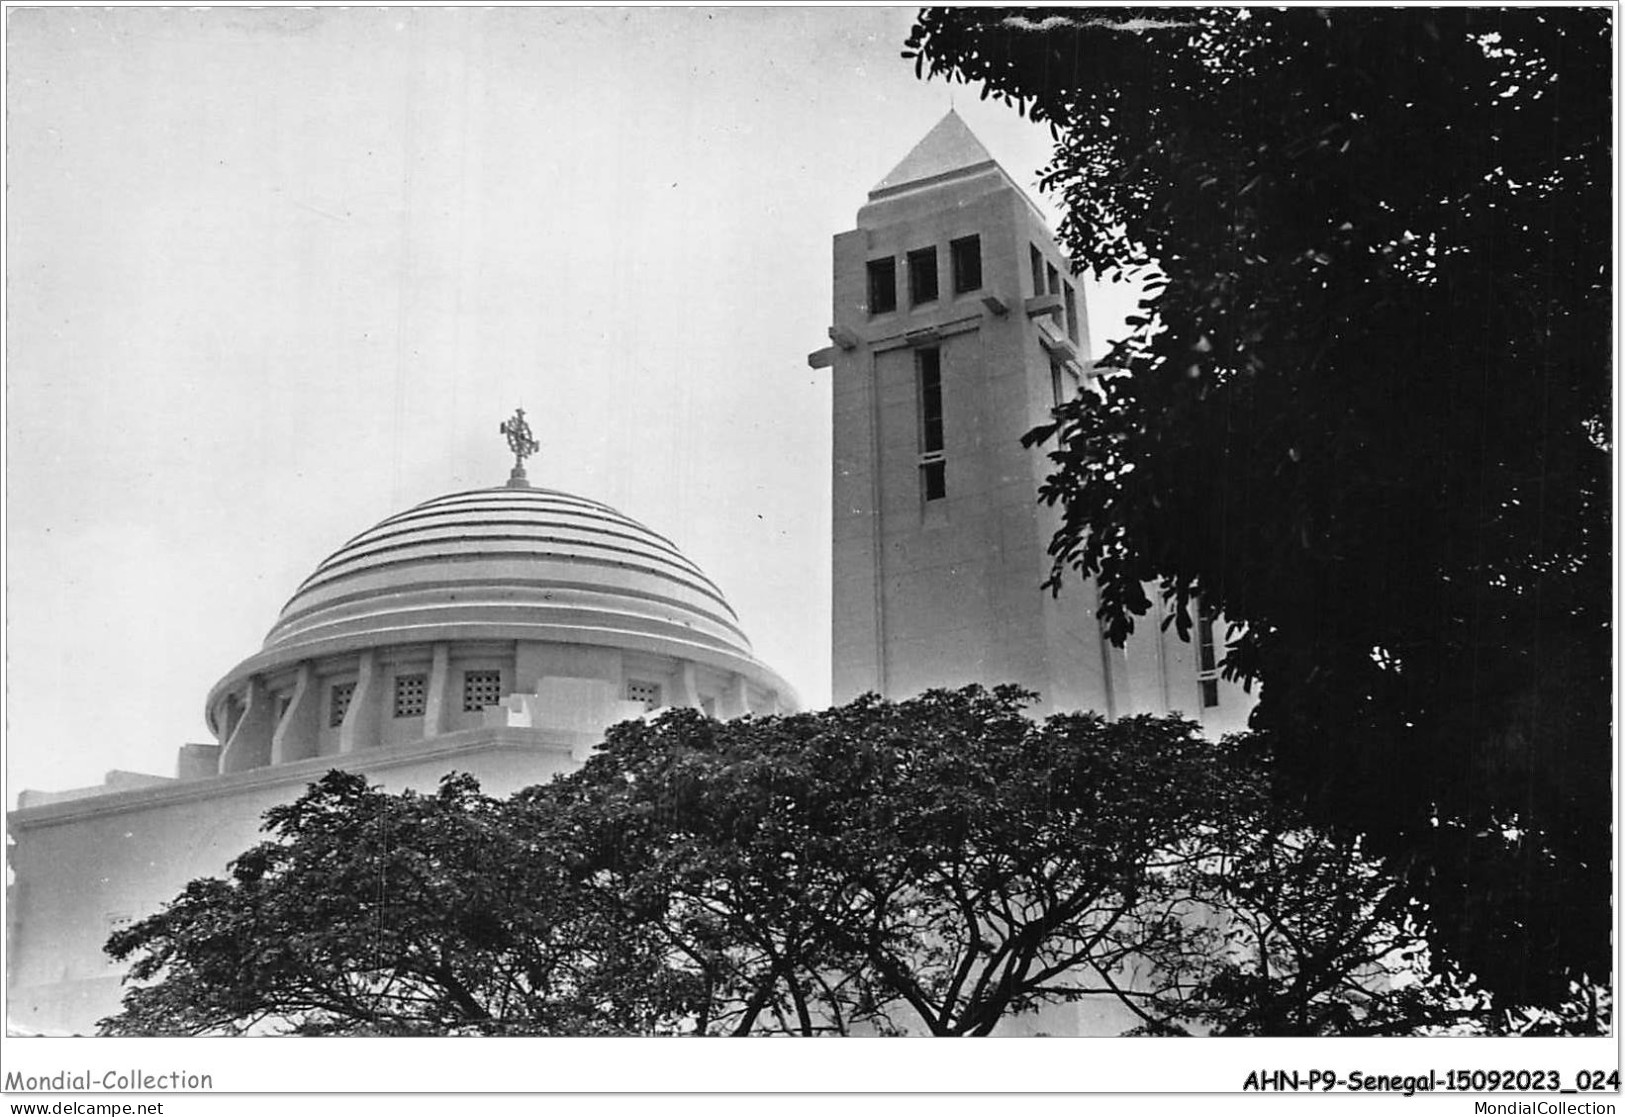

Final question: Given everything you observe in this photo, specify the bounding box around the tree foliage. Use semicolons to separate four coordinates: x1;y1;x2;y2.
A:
101;772;694;1036
1129;796;1465;1036
101;690;1541;1037
532;688;1240;1035
904;7;1611;1006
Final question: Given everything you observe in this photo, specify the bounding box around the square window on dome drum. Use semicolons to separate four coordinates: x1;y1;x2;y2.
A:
394;673;427;718
329;681;356;728
626;679;662;710
463;670;502;712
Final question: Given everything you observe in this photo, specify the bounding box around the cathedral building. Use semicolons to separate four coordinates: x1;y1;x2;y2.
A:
7;113;1248;1036
6;423;796;1034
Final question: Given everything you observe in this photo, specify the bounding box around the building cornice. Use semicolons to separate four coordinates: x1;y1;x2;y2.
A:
8;727;584;829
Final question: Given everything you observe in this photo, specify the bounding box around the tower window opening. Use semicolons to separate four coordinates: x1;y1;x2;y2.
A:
1030;244;1045;296
1199;678;1220;709
393;673;427;718
1197;602;1220;708
919;348;944;454
463;670;502;712
1064;281;1080;343
950;235;982;294
1050;358;1067;408
626;679;662;710
918;347;946;502
329;681;356;728
908;246;939;306
921;460;947;502
1046;261;1060;297
867;257;897;315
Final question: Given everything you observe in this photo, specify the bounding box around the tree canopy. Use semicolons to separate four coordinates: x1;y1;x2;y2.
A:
532;688;1242;1036
101;690;1550;1037
905;6;1612;1007
101;771;692;1036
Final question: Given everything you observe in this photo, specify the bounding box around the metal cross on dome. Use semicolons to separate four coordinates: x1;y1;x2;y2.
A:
500;407;539;486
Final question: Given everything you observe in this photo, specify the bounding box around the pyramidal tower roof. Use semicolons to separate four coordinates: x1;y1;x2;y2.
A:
870;110;999;199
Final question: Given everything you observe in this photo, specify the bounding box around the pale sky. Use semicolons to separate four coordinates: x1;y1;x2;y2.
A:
5;7;1140;796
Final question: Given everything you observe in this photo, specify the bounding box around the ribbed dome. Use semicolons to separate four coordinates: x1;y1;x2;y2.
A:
206;483;793;714
266;484;749;653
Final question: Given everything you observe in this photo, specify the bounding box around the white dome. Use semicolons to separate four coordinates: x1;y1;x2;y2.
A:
205;483;795;732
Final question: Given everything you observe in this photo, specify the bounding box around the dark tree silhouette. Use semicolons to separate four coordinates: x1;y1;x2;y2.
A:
905;6;1611;1007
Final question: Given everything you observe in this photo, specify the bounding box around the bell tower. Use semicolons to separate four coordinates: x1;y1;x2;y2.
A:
809;111;1110;715
810;112;1250;731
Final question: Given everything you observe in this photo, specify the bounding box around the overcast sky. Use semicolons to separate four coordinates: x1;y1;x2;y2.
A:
6;7;1141;796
